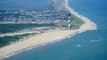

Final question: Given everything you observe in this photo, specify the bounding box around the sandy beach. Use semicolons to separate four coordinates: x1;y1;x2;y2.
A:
0;30;76;58
0;0;96;59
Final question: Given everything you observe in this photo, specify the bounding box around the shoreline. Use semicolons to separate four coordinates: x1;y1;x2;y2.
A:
65;0;97;30
0;0;97;59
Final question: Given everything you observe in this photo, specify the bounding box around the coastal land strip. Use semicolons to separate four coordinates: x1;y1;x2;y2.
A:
0;0;97;59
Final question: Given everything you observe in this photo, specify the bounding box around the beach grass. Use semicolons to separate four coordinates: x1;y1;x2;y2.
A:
55;20;68;28
0;33;36;47
70;14;85;29
0;24;54;33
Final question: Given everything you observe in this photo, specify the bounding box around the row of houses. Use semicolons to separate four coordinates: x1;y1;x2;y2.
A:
0;8;71;24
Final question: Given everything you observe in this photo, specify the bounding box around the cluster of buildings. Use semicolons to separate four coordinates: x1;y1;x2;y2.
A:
0;8;71;24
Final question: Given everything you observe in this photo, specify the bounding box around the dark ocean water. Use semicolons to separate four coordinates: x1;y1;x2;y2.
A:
2;0;107;60
0;0;52;10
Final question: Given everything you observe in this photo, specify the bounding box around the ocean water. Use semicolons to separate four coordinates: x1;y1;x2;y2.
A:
0;0;52;10
3;0;107;60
